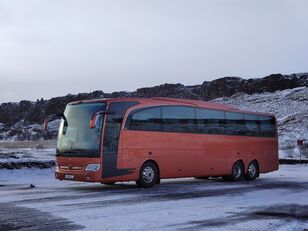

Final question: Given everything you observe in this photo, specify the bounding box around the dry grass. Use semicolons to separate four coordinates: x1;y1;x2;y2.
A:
0;140;56;149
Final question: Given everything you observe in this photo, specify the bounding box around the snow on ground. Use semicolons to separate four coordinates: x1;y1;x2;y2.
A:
0;165;308;231
0;147;55;169
0;147;55;163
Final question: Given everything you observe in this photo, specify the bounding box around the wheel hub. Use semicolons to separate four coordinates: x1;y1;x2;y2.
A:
234;164;242;178
142;166;155;183
248;164;256;177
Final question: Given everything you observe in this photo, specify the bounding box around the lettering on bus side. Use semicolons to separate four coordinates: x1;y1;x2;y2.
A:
102;101;139;178
124;105;276;138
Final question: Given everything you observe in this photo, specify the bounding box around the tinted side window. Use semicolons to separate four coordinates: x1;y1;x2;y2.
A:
128;107;162;131
244;114;259;136
196;108;225;134
259;115;276;137
162;106;196;133
225;112;245;135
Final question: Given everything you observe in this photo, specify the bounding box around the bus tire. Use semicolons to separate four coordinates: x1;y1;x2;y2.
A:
231;161;244;181
244;161;259;181
136;161;158;188
104;182;116;185
194;177;209;180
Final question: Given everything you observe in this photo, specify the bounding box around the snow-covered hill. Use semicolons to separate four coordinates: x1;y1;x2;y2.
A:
212;87;308;155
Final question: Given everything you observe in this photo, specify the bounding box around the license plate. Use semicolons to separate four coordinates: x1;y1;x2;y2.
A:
65;174;74;180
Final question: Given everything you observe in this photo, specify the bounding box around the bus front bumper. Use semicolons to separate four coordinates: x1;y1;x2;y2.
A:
55;168;101;182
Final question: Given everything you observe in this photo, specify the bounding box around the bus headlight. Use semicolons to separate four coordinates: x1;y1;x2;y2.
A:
85;164;100;172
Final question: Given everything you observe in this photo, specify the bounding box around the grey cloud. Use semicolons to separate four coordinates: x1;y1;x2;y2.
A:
0;0;307;102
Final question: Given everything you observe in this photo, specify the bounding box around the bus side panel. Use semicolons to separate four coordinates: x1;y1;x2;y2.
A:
119;131;279;181
119;130;163;181
226;137;259;175
158;132;199;178
196;135;228;177
120;130;200;179
220;137;247;176
223;136;278;175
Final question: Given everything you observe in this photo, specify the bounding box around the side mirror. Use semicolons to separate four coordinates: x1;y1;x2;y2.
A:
89;110;114;128
90;111;103;129
44;113;68;131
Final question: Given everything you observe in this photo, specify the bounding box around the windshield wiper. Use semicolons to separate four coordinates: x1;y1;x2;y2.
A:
56;149;100;158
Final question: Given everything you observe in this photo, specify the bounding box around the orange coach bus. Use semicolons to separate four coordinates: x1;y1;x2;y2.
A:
46;97;279;188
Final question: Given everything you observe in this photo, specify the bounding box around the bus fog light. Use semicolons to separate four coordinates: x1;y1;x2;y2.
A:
55;163;59;172
85;164;100;172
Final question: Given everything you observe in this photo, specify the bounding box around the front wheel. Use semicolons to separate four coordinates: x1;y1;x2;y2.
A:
244;161;259;181
231;161;244;181
136;162;158;188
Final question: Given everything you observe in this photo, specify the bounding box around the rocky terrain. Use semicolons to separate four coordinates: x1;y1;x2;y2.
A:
0;73;307;152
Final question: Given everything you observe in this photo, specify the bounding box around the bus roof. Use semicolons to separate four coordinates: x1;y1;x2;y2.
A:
68;97;274;117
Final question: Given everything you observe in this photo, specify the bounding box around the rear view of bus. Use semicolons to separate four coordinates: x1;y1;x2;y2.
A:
52;98;279;188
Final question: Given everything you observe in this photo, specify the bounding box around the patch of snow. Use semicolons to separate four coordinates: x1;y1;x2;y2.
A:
0;148;55;169
0;123;5;130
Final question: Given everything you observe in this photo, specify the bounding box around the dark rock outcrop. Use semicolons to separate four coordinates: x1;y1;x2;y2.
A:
0;72;307;141
133;83;200;99
194;73;308;99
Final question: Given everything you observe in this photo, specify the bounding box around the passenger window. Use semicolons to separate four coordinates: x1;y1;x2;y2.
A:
126;105;276;138
128;107;162;131
225;112;245;135
259;116;276;137
162;106;196;133
196;108;225;134
244;114;259;136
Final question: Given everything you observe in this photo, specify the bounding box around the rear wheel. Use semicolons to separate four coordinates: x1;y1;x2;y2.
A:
244;161;259;181
194;177;209;180
136;162;158;188
104;182;116;185
231;161;244;181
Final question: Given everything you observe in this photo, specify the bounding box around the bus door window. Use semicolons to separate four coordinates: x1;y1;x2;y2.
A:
102;101;138;178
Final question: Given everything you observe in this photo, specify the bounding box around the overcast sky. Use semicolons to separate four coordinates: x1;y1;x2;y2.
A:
0;0;307;103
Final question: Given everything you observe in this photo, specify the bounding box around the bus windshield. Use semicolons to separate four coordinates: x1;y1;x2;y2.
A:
56;102;106;157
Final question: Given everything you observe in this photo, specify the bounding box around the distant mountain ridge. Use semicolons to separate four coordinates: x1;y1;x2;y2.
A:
0;72;307;141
